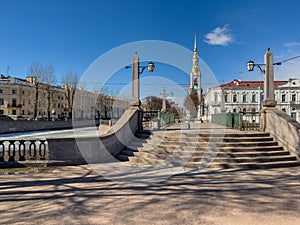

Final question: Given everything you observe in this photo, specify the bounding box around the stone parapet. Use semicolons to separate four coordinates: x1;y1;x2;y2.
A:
260;108;300;159
47;106;141;165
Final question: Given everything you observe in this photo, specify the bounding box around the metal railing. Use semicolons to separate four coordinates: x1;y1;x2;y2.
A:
142;110;175;129
0;140;48;162
158;111;175;128
211;112;260;131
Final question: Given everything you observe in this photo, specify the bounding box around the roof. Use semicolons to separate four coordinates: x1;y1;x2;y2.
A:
0;76;34;87
220;79;288;88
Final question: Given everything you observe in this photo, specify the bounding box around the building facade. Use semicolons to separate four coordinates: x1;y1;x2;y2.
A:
205;78;300;123
0;75;129;120
0;75;68;119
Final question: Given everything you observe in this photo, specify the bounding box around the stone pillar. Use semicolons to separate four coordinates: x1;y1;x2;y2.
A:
260;48;277;131
161;87;166;112
262;48;277;107
131;52;140;106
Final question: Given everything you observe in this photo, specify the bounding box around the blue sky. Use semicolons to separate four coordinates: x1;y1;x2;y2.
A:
1;0;300;97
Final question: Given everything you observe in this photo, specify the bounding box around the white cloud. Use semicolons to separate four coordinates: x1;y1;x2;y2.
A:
283;42;300;48
204;25;235;46
275;59;300;80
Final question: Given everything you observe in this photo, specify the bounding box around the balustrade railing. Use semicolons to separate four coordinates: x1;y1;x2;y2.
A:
0;140;48;162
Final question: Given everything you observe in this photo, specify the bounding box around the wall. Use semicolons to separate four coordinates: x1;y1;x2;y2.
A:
0;120;101;134
0;120;72;134
260;108;300;159
47;106;141;165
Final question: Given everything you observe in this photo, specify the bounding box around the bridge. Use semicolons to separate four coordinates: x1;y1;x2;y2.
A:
0;105;300;171
1;50;300;171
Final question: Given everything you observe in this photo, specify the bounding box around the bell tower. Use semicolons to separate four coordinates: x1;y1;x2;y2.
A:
189;34;202;118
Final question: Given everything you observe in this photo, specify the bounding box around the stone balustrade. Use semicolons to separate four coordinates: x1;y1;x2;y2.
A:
0;139;48;163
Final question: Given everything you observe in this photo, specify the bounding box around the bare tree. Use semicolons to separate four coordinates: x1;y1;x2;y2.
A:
61;71;78;119
142;96;170;111
42;64;56;120
28;62;43;119
184;91;199;118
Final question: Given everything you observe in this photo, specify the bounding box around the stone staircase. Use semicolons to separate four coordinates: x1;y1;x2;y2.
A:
116;124;300;170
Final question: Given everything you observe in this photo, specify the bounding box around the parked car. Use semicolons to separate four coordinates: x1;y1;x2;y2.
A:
16;115;28;121
0;115;14;121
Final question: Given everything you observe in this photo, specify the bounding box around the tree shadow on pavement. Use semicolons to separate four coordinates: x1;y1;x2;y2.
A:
0;165;299;224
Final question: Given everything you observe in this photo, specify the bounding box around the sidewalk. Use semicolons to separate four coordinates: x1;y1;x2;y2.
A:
0;164;300;225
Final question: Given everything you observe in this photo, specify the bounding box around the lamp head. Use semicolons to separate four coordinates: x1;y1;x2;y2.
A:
148;62;155;72
247;61;255;71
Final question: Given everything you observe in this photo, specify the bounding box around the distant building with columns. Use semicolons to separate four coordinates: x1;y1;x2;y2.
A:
204;78;300;123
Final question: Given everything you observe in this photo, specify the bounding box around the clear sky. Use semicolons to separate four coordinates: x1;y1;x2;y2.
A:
1;0;300;96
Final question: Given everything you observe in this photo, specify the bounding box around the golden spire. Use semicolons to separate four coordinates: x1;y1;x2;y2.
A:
194;34;197;52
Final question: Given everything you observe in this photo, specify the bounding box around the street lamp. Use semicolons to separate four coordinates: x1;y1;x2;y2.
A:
125;62;155;73
246;48;281;107
125;52;155;107
246;60;281;73
161;87;173;112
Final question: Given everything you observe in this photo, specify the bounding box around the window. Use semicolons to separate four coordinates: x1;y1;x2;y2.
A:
291;112;296;119
282;94;286;102
12;98;17;107
0;98;4;105
224;93;228;103
12;110;16;115
261;94;264;102
233;94;237;102
193;78;198;87
292;94;296;102
0;88;3;93
214;93;218;103
0;110;3;115
242;94;247;103
12;89;17;94
252;94;256;102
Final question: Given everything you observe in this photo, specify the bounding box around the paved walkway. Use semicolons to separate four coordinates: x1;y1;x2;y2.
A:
1;123;299;224
0;164;300;225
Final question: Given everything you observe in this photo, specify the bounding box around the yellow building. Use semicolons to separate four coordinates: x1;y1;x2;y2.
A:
0;75;67;120
0;75;130;121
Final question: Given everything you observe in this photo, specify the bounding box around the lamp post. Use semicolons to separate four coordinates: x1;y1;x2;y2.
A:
161;87;173;112
247;48;281;107
125;52;155;107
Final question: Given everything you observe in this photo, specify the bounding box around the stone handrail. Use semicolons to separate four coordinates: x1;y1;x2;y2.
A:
47;106;142;165
260;108;300;159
